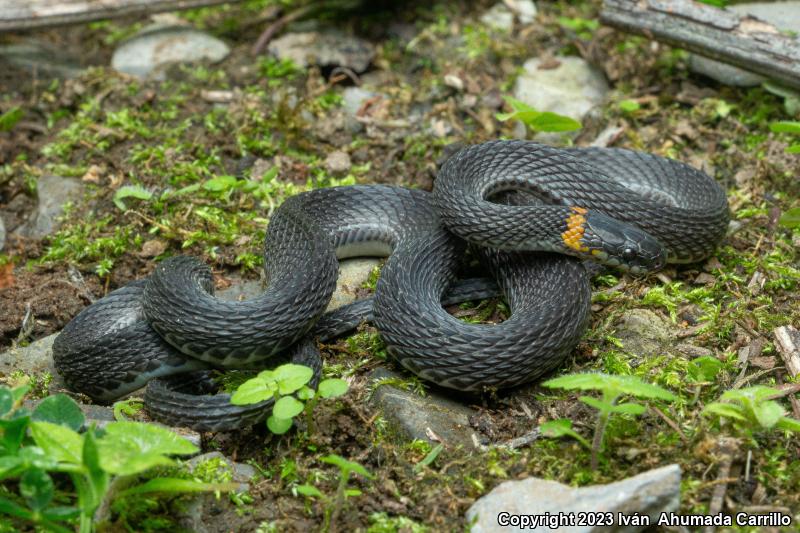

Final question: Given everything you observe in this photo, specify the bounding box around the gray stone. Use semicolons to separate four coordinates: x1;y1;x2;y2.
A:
689;2;800;86
112;24;230;79
268;31;375;73
509;0;538;24
0;40;83;79
466;464;681;532
369;367;480;448
615;309;671;357
342;87;377;117
324;150;351;175
480;4;515;31
216;277;263;302
0;215;5;251
0;333;64;391
514;56;609;123
15;175;84;239
327;258;380;311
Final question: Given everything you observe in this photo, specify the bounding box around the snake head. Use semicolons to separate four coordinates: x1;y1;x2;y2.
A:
569;210;667;274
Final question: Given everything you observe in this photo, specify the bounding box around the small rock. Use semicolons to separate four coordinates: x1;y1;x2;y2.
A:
693;272;717;285
0;40;83;79
112;24;230;79
689;2;800;86
268;31;375;73
0;333;66;392
480;3;515;31
0;215;5;252
327;258;380;311
443;73;464;91
466;464;681;532
324;151;351;175
369;367;481;448
431;118;452;138
514;55;609;123
675;343;714;358
15;175;85;239
615;309;671;357
139;239;167;258
508;0;538;24
342;87;377;118
216;275;264;302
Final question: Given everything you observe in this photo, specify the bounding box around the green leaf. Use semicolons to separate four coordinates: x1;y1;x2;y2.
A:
528;112;582;132
776;416;800;433
0;387;12;416
704;402;747;421
97;421;198;476
779;207;800;229
687;356;723;383
273;396;304;419
610;402;647;415
0;107;24;132
273;364;314;395
117;478;238;497
11;384;30;404
0;495;34;520
0;416;30;454
297;386;315;401
113;185;153;211
752;400;785;429
721;385;780;404
29;421;83;464
345;488;362;497
83;428;108;510
230;377;275;405
769;121;800;134
785;144;800;154
0;456;25;480
32;394;85;431
20;468;54;511
295;484;322;498
266;415;293;434
113;398;144;421
317;379;348;399
321;454;374;479
203;175;239;192
414;443;444;472
544;373;676;401
619;99;640;113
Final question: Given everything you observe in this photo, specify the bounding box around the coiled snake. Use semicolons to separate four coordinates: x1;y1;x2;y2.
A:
53;141;729;431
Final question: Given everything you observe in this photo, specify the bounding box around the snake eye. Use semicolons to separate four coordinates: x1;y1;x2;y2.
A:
621;247;637;261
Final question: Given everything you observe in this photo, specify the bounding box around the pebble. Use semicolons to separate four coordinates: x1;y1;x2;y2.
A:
466;464;681;532
268;30;375;73
342;87;377;117
513;55;609;133
14;175;84;239
368;367;482;449
111;24;230;79
324;150;351;175
480;4;515;31
689;1;800;86
614;309;671;357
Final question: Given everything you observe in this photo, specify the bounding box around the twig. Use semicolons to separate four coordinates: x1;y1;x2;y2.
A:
650;406;688;444
252;4;315;56
702;437;739;533
774;326;800;377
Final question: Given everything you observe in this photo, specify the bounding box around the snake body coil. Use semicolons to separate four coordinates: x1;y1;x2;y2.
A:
53;140;729;430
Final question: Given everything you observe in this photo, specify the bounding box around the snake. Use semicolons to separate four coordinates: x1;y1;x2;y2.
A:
52;140;729;431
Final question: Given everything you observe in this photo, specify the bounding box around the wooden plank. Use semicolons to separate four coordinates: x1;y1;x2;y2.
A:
600;0;800;91
0;0;243;32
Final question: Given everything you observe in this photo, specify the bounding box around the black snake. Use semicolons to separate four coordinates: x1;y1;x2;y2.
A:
53;140;730;431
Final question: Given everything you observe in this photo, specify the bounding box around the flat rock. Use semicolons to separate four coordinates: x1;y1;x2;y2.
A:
268;31;375;73
0;333;64;391
112;24;230;79
466;464;681;532
0;40;83;79
480;3;515;31
327;258;380;311
15;175;84;239
514;56;608;134
689;2;800;86
342;86;377;117
368;367;480;448
615;309;671;357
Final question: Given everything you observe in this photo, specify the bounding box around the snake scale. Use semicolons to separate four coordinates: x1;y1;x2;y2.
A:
53;140;729;431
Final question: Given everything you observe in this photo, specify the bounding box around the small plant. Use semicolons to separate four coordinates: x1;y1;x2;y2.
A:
686;355;724;404
542;372;676;469
703;385;800;440
230;363;348;435
0;387;233;532
496;96;582;135
294;454;374;532
0;107;23;132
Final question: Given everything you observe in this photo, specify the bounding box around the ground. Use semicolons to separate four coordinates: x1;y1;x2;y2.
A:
0;0;799;532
